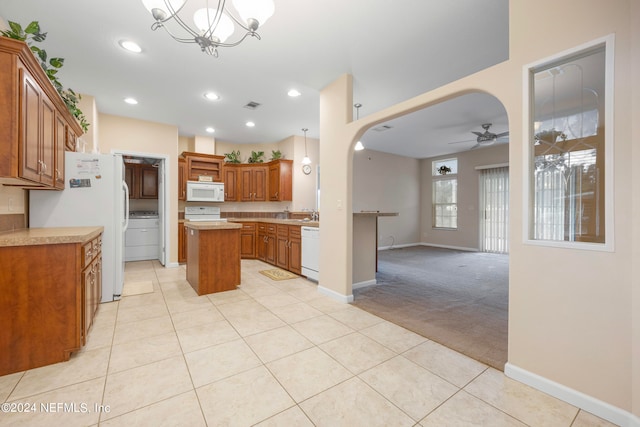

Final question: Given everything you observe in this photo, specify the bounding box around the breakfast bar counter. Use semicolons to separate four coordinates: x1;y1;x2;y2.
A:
184;221;242;295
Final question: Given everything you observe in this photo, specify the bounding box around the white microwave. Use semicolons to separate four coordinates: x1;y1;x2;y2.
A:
186;181;225;202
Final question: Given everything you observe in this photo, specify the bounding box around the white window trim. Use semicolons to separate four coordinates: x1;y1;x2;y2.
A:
522;34;615;252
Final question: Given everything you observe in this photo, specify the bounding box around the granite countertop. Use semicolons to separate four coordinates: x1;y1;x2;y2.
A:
0;226;104;247
180;218;320;228
184;222;243;230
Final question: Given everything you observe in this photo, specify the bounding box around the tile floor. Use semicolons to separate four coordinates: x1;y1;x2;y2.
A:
0;260;617;426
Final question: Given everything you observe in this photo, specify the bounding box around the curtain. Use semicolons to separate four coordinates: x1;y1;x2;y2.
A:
480;167;509;253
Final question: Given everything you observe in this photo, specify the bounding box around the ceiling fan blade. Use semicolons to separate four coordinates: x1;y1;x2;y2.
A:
469;143;481;150
471;131;484;137
495;131;509;138
447;139;477;145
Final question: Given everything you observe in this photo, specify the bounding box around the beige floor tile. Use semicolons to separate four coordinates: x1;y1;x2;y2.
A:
224;310;286;336
197;366;295;426
403;340;488;387
319;332;396;374
92;304;118;329
112;314;174;345
154;266;188;283
328;306;385;330
291;315;354;345
270;278;315;293
306;295;352;313
99;390;206;427
108;332;182;374
164;295;213;315
464;368;579;426
0;371;23;401
3;377;105;427
572;409;620;427
176;320;240;353
420;390;527;427
170;305;224;330
266;347;353;402
116;291;165;310
359;355;458;421
206;288;251;306
215;298;268;317
269;301;323;324
360;320;427;353
124;261;156;272
254;292;301;310
185;339;262;388
238;281;282;298
80;322;115;352
300;377;415;427
286;286;322;302
115;302;168;324
9;347;111;400
101;356;193;421
255;406;315;426
244;325;314;363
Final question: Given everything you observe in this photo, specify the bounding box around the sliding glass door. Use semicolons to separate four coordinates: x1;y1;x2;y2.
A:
480;167;509;253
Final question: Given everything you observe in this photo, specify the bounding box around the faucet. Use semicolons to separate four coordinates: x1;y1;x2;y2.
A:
311;210;319;221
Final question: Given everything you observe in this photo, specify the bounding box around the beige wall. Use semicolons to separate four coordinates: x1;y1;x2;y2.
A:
352;148;420;247
98;113;179;264
319;0;637;422
420;144;509;250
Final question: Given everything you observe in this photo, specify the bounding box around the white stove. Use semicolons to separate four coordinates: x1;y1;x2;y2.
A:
184;206;227;222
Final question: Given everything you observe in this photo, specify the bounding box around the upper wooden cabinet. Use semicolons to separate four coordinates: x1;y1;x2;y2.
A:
178;158;187;201
268;159;293;201
125;163;158;199
240;165;267;202
0;38;83;188
182;151;224;182
223;164;239;201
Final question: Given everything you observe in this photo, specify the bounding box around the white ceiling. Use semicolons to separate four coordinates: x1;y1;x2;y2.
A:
0;0;509;159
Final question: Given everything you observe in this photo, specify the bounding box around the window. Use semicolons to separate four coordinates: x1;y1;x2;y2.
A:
432;158;458;229
526;36;613;250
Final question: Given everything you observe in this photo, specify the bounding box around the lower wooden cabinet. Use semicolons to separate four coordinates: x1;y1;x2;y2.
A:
0;229;103;376
276;225;302;274
240;223;256;258
178;221;187;263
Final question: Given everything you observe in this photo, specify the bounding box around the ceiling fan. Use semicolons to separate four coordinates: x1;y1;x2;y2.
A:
447;123;509;149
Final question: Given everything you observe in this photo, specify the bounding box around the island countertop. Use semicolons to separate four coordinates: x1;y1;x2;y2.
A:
0;226;104;247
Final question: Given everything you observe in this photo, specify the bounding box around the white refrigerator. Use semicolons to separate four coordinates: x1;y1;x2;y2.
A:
30;151;129;302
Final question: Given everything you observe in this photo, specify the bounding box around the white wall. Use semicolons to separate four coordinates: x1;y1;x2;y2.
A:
352;148;420;247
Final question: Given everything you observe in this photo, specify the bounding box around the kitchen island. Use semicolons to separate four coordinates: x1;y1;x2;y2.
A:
185;221;242;295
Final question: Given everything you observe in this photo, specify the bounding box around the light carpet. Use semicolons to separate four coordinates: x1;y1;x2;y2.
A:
259;269;298;281
122;281;154;297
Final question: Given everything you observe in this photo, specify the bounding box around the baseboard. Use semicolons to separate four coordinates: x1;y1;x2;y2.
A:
505;363;639;427
352;279;377;290
317;285;354;303
378;243;418;251
164;262;180;268
418;242;479;252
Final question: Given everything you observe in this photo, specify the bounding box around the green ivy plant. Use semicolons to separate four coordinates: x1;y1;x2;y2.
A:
270;149;282;160
248;150;265;163
224;150;241;163
1;21;89;132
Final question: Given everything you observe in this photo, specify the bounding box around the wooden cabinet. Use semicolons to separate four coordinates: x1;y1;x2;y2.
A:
240;223;257;259
223;164;239;201
240;165;267;201
0;228;102;376
125;163;158;199
178;158;187;201
182;151;224;182
178;221;187;263
276;225;302;274
269;160;293;201
82;234;102;344
256;223;277;264
0;37;82;188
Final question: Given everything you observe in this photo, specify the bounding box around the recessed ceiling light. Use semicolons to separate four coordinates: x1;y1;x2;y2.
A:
204;92;220;101
119;40;142;53
246;121;255;128
205;127;215;133
124;97;138;105
287;89;301;97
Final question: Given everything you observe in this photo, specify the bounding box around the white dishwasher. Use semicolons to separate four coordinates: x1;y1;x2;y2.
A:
301;226;319;281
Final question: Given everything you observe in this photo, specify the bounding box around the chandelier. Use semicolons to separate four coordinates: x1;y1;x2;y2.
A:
141;0;275;57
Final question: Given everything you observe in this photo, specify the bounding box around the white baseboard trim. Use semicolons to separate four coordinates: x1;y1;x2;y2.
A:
419;242;479;252
352;279;377;290
317;285;354;303
164;262;180;269
505;363;639;427
378;243;418;251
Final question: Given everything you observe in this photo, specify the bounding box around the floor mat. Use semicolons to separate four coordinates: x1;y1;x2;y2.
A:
259;269;298;281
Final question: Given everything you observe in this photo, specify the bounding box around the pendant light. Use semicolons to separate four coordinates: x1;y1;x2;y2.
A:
354;103;365;151
302;128;311;165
